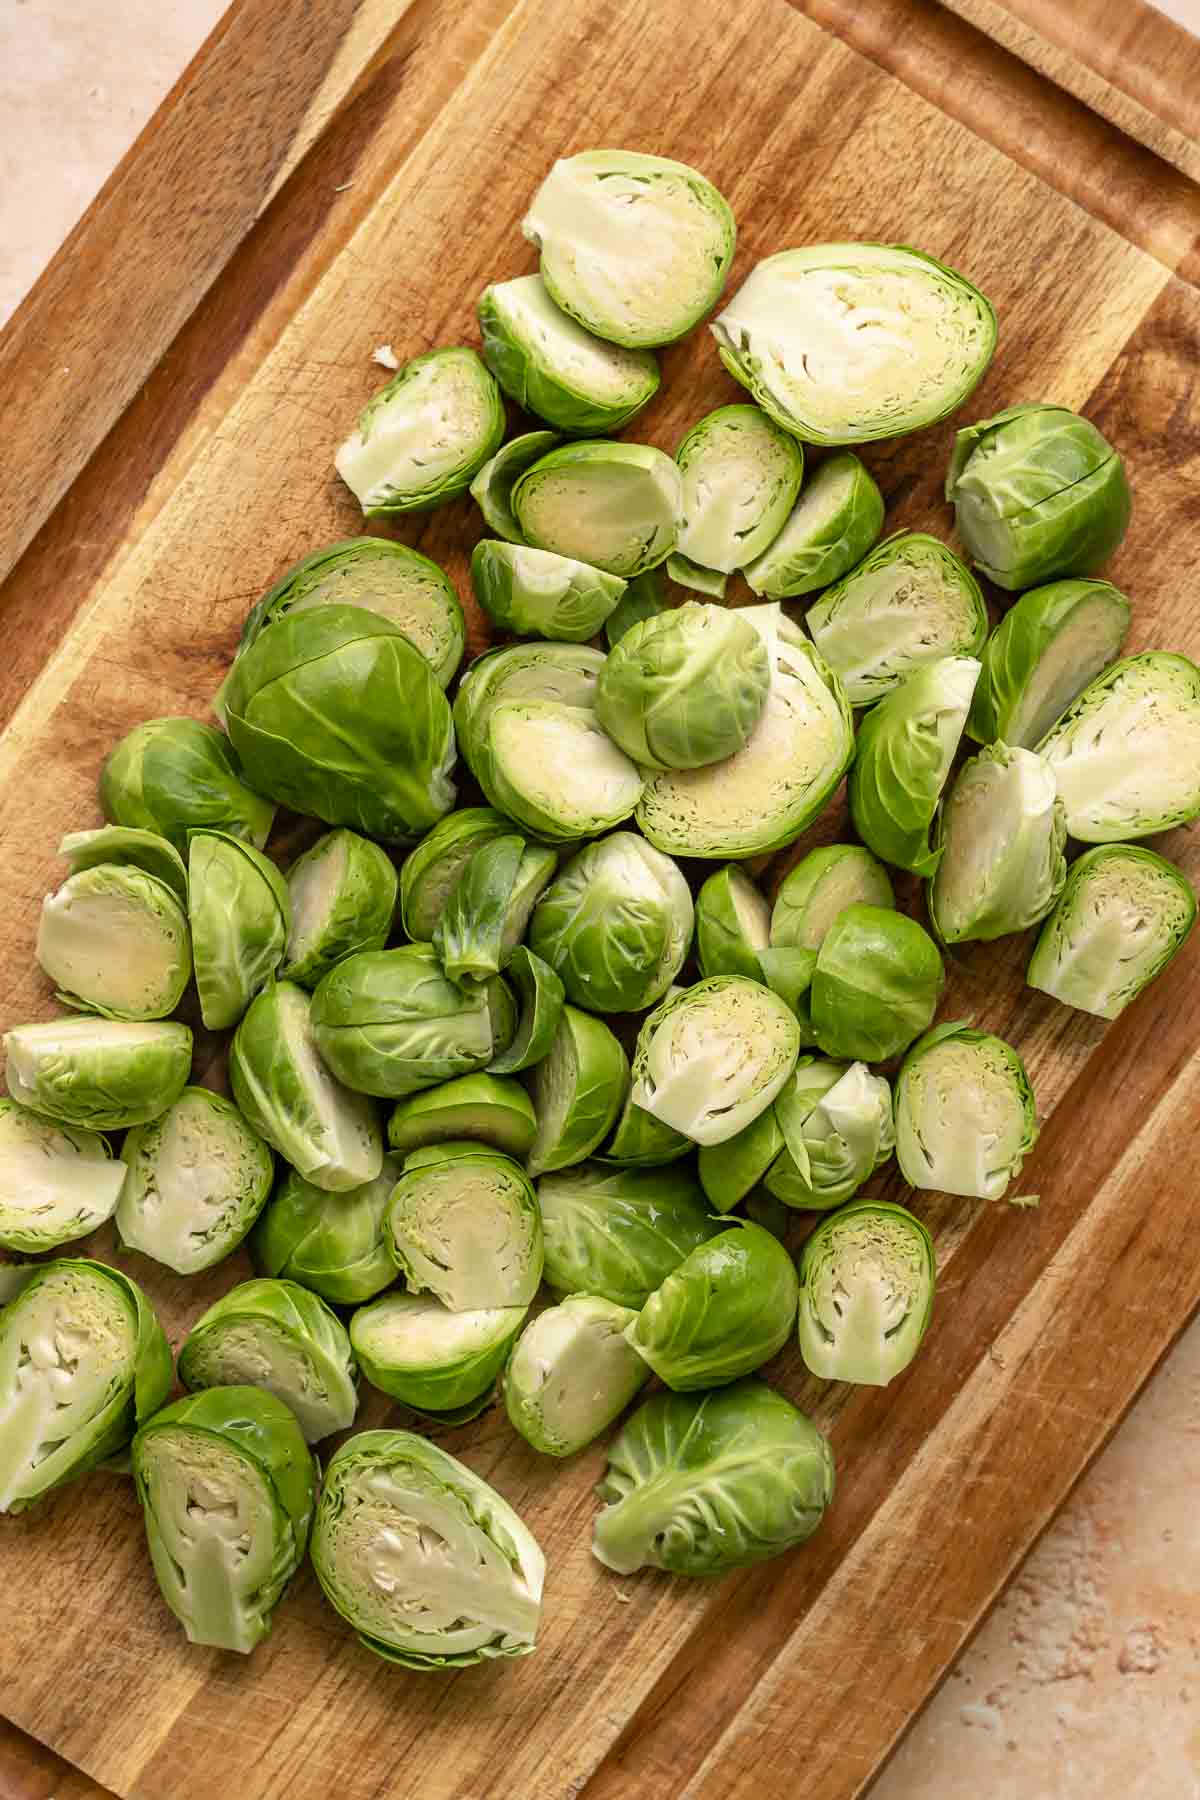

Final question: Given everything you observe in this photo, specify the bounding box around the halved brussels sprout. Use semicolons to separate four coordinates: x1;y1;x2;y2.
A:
4;1018;192;1130
637;608;854;858
37;863;191;1022
598;1088;692;1167
895;1022;1038;1199
771;844;894;952
476;701;645;843
179;1277;358;1443
523;149;735;348
188;830;289;1030
796;1200;935;1385
806;532;987;706
631;975;800;1147
311;946;514;1098
596;600;771;771
529;832;693;1012
625;1222;798;1390
100;717;275;852
470;431;561;542
766;1059;895;1209
504;1295;648;1457
479;274;660;432
117;1087;274;1275
1027;845;1196;1019
388;1073;537;1158
251;1156;401;1305
132;1386;315;1653
222;605;456;844
351;1291;525;1414
1038;652;1200;841
698;1102;785;1213
281;828;397;988
512;441;682;578
744;451;884;597
810;905;943;1062
712;243;996;443
0;1102;125;1253
0;1258;170;1513
388;1144;542;1310
399;807;512;943
537;1161;718;1307
593;1379;833;1575
335;346;504;514
453;643;605;757
673;405;805;584
487;947;565;1075
849;654;980;875
930;744;1067;944
756;946;818;1034
695;865;771;981
966;578;1130;749
229;981;381;1191
434;834;555;983
605;568;668;649
470;540;626;642
946;403;1131;589
526;1006;628;1178
57;826;188;903
312;1430;545;1667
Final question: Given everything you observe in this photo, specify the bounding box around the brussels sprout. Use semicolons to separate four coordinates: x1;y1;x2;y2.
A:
848;655;980;875
946;403;1131;589
470;540;626;642
695;865;771;981
388;1073;536;1158
796;1200;935;1385
930;744;1067;944
399;807;512;943
744;451;884;597
487;946;565;1075
626;1222;798;1390
523;149;735;348
667;553;730;598
132;1386;316;1653
387;1145;542;1310
712;243;996;444
0;1261;37;1304
4;1018;192;1130
637;609;855;858
281;828;397;988
771;845;894;952
482;704;646;845
251;1156;401;1305
810;905;943;1062
57;826;189;902
100;717;275;852
756;946;818;1034
1039;652;1200;842
896;1020;1038;1199
605;568;668;649
434;835;556;983
743;1188;793;1240
512;441;682;578
805;532;987;707
529;833;693;1012
470;431;561;542
335;346;504;514
479;274;660;432
698;1104;786;1213
673;405;805;587
312;1430;545;1667
537;1161;720;1307
186;830;288;1030
593;1378;833;1575
454;643;605;756
310;946;514;1099
966;579;1131;750
351;1291;525;1413
37;863;192;1022
526;1005;628;1177
179;1278;358;1443
0;1258;170;1512
596;601;771;771
631;976;800;1147
504;1296;648;1457
0;1102;125;1253
229;982;381;1191
223;605;456;844
1027;845;1196;1019
116;1087;274;1274
765;1059;894;1209
598;1088;692;1167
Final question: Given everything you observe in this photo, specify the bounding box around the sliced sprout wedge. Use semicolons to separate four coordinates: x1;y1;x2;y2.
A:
512;440;682;578
388;1073;537;1158
771;844;894;952
37;862;191;1022
335;346;504;515
0;1102;126;1253
487;947;565;1075
387;1144;543;1310
673;404;805;579
188;830;289;1031
797;1200;935;1385
281;828;397;988
399;807;512;944
479;273;660;433
479;701;645;843
351;1291;526;1414
930;743;1067;944
848;654;980;875
631;975;801;1147
526;1005;629;1178
1027;845;1197;1019
118;1087;274;1275
695;865;771;981
625;1221;799;1391
453;642;605;755
434;834;556;984
766;1058;895;1209
4;1018;192;1131
529;832;694;1012
470;430;562;542
895;1022;1038;1200
470;540;626;642
57;826;188;904
100;717;275;852
744;450;884;598
596;601;771;771
537;1161;719;1308
811;905;944;1063
967;578;1131;749
504;1295;648;1457
251;1156;402;1306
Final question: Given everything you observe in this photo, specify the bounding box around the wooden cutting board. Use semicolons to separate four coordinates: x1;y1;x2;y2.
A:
2;3;1200;1798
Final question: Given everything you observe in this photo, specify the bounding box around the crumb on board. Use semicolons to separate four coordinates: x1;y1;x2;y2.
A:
372;343;400;369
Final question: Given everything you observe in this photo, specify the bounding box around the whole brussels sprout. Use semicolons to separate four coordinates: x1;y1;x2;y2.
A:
188;830;289;1030
695;865;771;981
512;441;682;578
810;905;943;1063
470;430;561;542
1028;845;1196;1020
251;1155;401;1305
117;1087;274;1275
504;1296;648;1457
529;832;693;1012
471;540;626;642
335;346;504;515
631;976;801;1146
596;601;771;770
930;743;1067;944
281;828;397;988
766;1059;895;1209
745;451;884;598
4;1018;192;1131
179;1277;358;1443
537;1161;719;1308
351;1291;526;1415
673;405;805;587
771;844;894;952
0;1101;126;1253
626;1221;799;1390
848;655;980;876
895;1022;1038;1200
525;1006;628;1178
387;1143;542;1311
966;578;1130;750
399;807;512;944
100;717;274;851
797;1200;935;1385
479;274;660;433
37;862;191;1022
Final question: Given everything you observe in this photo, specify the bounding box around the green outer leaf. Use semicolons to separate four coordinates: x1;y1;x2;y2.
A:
596;1088;692;1167
744;450;883;598
673;403;804;574
847;654;980;875
756;946;817;1037
512;441;682;578
698;1104;786;1213
605;570;668;649
470;540;626;642
966;578;1130;748
118;1086;274;1275
504;1295;647;1457
478;275;659;433
399;808;512;943
100;717;275;852
487;947;565;1074
188;830;290;1030
695;865;771;981
280;828;398;989
59;826;189;904
626;1221;799;1390
470;432;562;542
765;1058;895;1209
665;554;727;598
387;1073;536;1158
529;832;693;1012
810;905;943;1063
3;1019;193;1131
435;834;527;983
526;1005;629;1178
894;1024;1038;1200
770;844;895;952
537;1161;720;1308
335;347;505;515
250;1156;401;1305
796;1199;936;1385
929;743;1067;944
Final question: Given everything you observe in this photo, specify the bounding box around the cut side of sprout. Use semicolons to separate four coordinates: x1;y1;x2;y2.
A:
770;845;894;951
335;347;503;515
179;1285;358;1444
744;451;884;598
351;1292;525;1412
470;432;561;542
0;1103;125;1253
478;274;660;433
1028;845;1197;1019
631;976;801;1146
797;1201;935;1385
968;580;1130;750
895;1025;1038;1200
930;744;1067;944
504;1296;647;1457
117;1088;274;1275
674;404;805;575
37;866;191;1021
483;703;645;841
512;442;683;578
388;1151;543;1310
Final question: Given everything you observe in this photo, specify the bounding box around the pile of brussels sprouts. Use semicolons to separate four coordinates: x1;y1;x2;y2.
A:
3;146;1199;1676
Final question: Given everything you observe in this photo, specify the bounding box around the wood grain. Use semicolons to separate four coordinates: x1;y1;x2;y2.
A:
2;1;1200;1798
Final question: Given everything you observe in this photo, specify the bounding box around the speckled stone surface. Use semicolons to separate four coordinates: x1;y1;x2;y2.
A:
2;5;1199;1798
